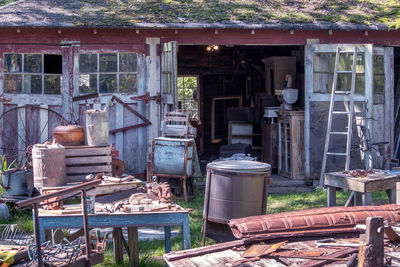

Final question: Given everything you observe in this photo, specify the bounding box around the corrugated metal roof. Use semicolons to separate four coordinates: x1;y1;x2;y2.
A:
0;0;398;31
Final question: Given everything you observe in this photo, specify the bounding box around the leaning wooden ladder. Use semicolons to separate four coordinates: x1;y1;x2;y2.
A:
319;47;358;186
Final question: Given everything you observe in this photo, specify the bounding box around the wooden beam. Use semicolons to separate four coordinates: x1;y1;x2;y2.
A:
358;216;384;267
128;227;139;267
113;228;124;264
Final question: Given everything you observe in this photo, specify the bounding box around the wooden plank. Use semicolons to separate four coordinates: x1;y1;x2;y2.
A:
40;105;49;143
66;173;112;183
65;147;111;157
17;104;26;159
67;165;112;174
66;155;112;165
146;37;161;153
116;101;124;161
123;102;138;170
113;228;124;264
302;247;358;267
358;217;384;267
128;227;139;267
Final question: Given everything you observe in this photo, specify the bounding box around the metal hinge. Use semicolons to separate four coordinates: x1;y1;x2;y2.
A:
130;92;161;104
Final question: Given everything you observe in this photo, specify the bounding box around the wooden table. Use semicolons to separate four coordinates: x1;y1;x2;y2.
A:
37;207;191;267
324;171;400;207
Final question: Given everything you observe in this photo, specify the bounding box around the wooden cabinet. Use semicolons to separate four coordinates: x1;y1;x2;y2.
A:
262;57;296;95
261;122;278;170
278;110;305;179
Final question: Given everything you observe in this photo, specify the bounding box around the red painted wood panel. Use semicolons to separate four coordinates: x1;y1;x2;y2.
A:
0;28;399;47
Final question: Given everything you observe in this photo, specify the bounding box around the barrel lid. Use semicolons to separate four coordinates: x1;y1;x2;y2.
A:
207;160;270;172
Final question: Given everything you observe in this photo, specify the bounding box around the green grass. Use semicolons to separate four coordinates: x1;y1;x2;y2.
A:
3;187;391;266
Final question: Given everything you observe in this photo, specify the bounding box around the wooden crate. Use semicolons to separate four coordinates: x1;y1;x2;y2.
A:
65;146;112;183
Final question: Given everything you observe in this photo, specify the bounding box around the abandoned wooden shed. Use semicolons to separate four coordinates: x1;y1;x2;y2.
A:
0;0;399;184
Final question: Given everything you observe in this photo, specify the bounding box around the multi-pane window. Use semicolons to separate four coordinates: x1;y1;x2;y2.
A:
79;53;137;94
313;52;365;94
3;53;62;94
177;76;198;119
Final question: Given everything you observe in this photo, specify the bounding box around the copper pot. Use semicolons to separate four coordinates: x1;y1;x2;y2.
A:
53;125;85;146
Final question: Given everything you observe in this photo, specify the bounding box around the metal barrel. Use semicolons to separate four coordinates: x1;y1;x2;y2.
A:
32;144;67;188
205;160;271;224
153;137;195;177
85;110;109;146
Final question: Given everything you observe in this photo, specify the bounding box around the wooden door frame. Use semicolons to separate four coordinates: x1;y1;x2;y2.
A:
304;44;374;178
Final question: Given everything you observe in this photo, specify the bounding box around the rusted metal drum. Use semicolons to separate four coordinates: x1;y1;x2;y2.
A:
205;160;271;224
86;110;109;146
32;144;67;188
53;125;85;146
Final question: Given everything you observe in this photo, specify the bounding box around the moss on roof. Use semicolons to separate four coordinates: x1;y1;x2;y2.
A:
65;0;400;29
2;0;400;29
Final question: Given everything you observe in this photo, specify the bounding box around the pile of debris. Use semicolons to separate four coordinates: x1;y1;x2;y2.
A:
165;204;400;266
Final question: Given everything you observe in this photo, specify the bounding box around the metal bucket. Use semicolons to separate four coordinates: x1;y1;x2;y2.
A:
205;160;271;224
1;170;31;196
32;144;67;188
0;204;9;220
86;110;109;146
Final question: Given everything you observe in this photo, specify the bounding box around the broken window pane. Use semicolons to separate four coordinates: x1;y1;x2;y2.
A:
24;75;42;94
119;53;137;72
99;53;117;72
99;74;117;93
119;74;137;93
79;74;97;94
24;54;42;73
4;74;22;93
79;54;97;73
4;54;22;73
44;75;61;94
44;55;62;74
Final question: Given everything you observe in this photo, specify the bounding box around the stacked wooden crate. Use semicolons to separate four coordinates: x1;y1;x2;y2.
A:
65;146;112;183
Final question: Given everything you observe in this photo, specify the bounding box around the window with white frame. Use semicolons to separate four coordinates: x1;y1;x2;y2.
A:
3;53;62;94
177;76;198;119
78;53;137;94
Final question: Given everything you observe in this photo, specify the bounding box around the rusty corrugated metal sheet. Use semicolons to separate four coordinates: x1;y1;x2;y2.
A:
228;204;400;239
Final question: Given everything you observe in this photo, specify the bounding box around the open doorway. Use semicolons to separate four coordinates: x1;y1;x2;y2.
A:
177;45;305;177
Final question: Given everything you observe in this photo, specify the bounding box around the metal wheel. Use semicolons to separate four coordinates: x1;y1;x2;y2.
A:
0;105;68;162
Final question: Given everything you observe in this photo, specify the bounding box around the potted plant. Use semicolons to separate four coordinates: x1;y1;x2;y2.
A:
0;156;32;196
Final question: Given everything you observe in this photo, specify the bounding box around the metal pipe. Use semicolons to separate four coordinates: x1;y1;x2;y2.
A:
81;189;91;266
33;203;43;267
15;179;102;209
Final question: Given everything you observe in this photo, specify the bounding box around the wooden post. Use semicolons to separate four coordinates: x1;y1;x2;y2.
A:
327;186;336;207
358;216;384;267
113;228;124;264
128;227;139;267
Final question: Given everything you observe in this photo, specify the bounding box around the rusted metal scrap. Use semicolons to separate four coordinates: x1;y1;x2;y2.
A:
228;204;400;239
146;182;175;203
343;169;375;177
243;241;287;258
